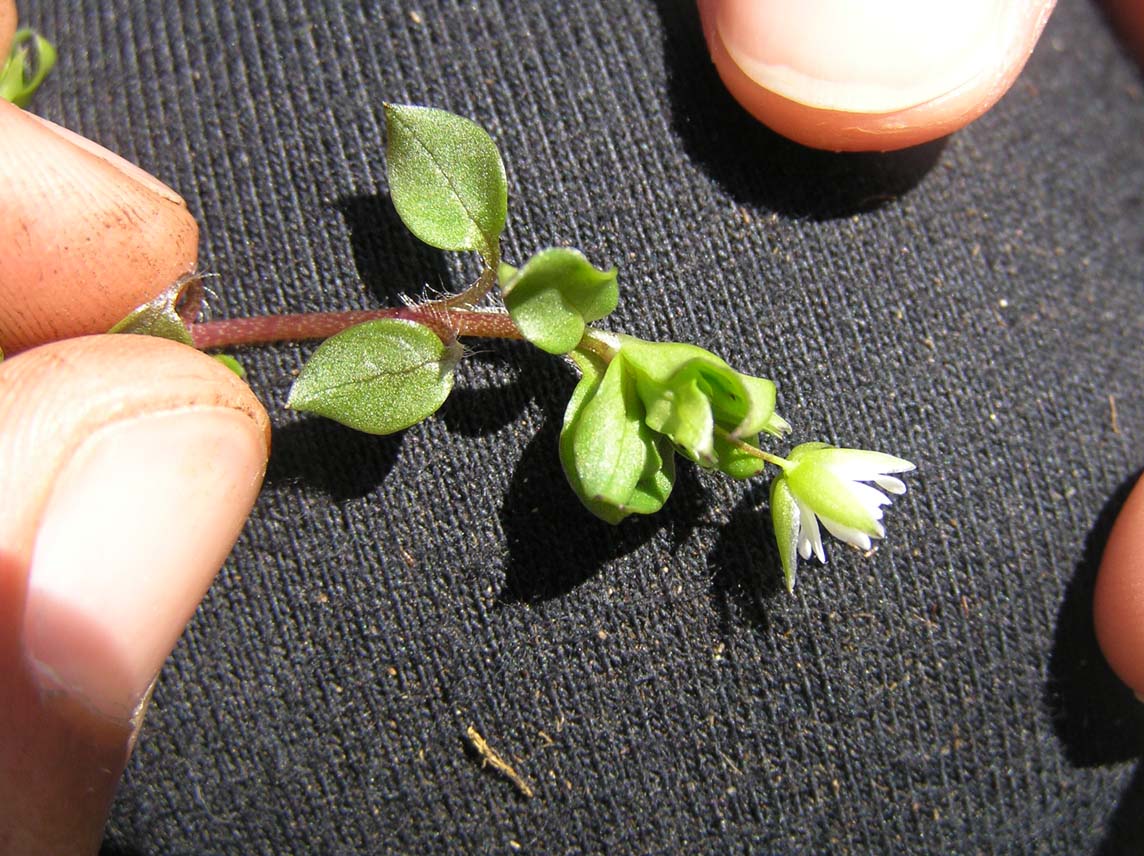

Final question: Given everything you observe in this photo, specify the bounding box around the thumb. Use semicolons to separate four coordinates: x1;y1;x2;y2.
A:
699;0;1057;151
0;335;269;854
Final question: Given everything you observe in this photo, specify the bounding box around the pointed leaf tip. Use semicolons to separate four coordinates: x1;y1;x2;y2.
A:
384;103;507;261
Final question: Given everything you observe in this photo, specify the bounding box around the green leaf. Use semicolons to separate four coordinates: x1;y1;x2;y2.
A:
501;248;618;355
616;335;787;466
770;477;800;593
384;103;507;260
109;276;203;346
287;319;462;435
559;351;674;523
0;29;57;108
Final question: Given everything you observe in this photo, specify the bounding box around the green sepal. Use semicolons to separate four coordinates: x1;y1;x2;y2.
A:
384;103;507;261
770;476;800;593
109;277;201;346
501;248;618;355
497;262;518;286
559;350;674;523
785;442;879;534
287;318;461;435
647;369;716;464
0;29;57;108
734;373;787;438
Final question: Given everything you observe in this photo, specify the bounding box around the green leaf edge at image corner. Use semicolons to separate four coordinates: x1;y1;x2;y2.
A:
286;317;462;436
501;247;619;355
383;102;508;261
0;29;57;108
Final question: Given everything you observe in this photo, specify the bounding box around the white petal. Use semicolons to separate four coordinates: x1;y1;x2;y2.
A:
800;504;826;563
798;529;812;560
819;515;874;551
874;474;907;495
817;448;916;481
848;481;893;516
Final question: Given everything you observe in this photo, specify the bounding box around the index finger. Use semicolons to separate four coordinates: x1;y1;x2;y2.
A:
0;99;198;355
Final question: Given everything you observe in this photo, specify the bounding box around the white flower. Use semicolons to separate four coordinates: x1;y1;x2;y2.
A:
770;443;915;591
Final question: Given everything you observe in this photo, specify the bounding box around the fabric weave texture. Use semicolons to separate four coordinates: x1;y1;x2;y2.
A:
19;0;1144;853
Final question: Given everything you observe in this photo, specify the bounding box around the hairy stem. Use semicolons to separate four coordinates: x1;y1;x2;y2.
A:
442;250;500;309
191;306;522;350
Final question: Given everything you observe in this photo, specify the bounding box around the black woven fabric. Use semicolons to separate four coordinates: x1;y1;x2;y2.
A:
20;0;1144;852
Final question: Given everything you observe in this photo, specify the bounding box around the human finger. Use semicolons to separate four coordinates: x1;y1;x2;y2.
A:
1;0;15;59
0;335;270;854
698;0;1057;151
0;98;198;355
1094;474;1144;701
1105;0;1144;63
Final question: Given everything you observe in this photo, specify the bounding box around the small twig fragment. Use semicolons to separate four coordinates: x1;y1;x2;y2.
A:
465;726;534;798
1109;394;1120;435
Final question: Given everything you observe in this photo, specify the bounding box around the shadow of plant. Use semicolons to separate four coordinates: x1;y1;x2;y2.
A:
439;340;546;438
265;417;404;502
651;0;945;220
334;193;456;304
498;369;708;602
707;483;787;633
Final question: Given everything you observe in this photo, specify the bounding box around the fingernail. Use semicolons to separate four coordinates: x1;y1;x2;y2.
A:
23;407;265;721
713;0;1013;113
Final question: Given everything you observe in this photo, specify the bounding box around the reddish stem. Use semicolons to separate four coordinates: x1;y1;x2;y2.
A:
191;306;523;350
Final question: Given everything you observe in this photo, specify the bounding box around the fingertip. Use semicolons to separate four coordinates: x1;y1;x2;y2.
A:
1094;475;1144;699
22;111;188;207
1105;0;1144;65
0;0;15;59
0;335;269;853
0;100;199;354
700;0;1057;151
1;336;270;720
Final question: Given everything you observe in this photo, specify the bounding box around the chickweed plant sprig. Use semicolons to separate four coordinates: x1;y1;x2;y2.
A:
118;104;915;591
